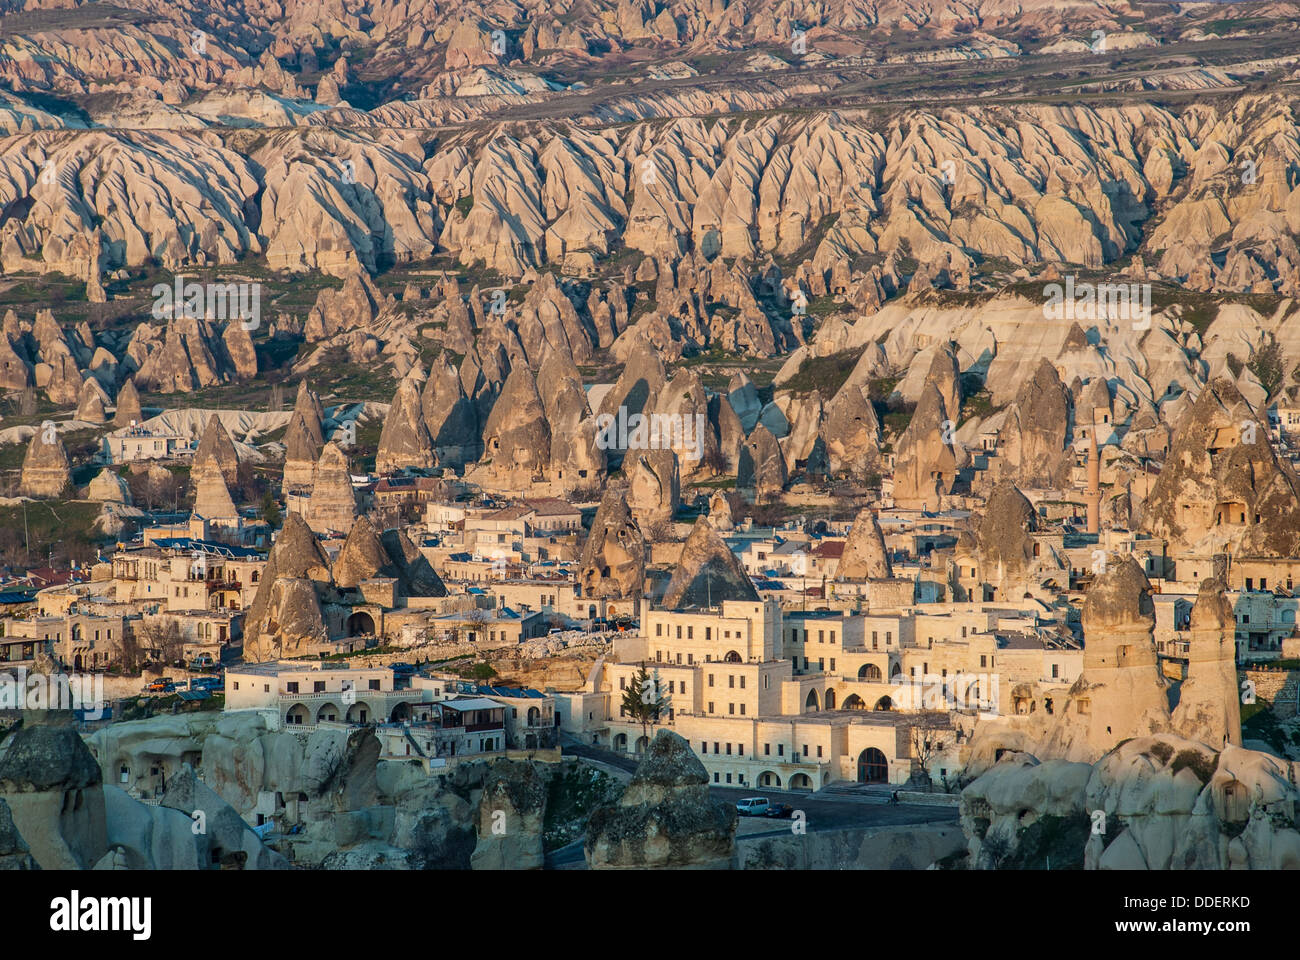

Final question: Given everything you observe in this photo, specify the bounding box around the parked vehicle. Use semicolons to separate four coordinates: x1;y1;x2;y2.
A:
389;662;415;677
735;797;771;816
190;676;223;692
145;678;174;693
764;803;794;819
189;654;215;670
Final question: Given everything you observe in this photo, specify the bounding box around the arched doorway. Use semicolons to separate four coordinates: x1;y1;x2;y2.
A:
285;704;310;725
315;702;341;723
724;650;742;663
805;689;820;712
345;702;371;724
390;702;410;722
613;733;628;752
859;663;883;681
843;694;865;710
874;696;893;711
347;611;376;637
759;771;782;787
858;748;889;783
825;689;837;710
789;773;813;791
634;735;649;754
526;706;541;727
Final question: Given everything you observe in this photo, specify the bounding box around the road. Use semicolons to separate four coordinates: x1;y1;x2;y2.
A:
547;742;958;868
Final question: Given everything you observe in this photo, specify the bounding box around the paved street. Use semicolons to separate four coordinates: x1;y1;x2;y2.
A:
546;741;958;867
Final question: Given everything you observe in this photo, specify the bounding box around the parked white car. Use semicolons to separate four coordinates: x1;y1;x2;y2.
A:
735;797;771;816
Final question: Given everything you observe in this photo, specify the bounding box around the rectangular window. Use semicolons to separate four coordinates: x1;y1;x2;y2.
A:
728;675;735;688
729;703;735;715
817;746;823;758
314;681;325;693
740;704;746;715
764;743;770;755
687;626;693;639
778;744;785;756
656;623;662;637
708;674;714;687
705;627;711;640
726;743;732;755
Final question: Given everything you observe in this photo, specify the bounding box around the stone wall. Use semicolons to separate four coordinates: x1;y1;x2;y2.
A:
1241;667;1300;718
737;822;965;870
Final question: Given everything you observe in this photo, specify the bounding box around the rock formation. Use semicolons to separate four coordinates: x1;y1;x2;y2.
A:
0;710;107;869
194;414;241;484
961;735;1300;870
303;441;357;535
998;358;1072;486
1171;577;1242;750
580;484;647;600
87;467;131;504
19;427;70;498
113;377;144;429
1039;556;1171;763
661;516;759;608
75;378;108;423
892;382;958;510
737;423;787;502
480;364;551;488
1141;378;1300;557
837;507;892;580
585;730;736;869
421;350;481;468
192;453;239;520
626;449;680;530
242;513;334;662
377;375;436;475
283;381;325;489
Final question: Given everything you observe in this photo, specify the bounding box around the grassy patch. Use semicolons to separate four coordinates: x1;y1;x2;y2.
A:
1170;748;1218;786
1004;813;1091;870
780;349;860;397
543;762;618;852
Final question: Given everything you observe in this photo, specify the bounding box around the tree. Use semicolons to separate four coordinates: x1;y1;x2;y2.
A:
621;663;672;747
1249;333;1284;400
259;491;281;527
908;715;952;792
134;618;185;666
